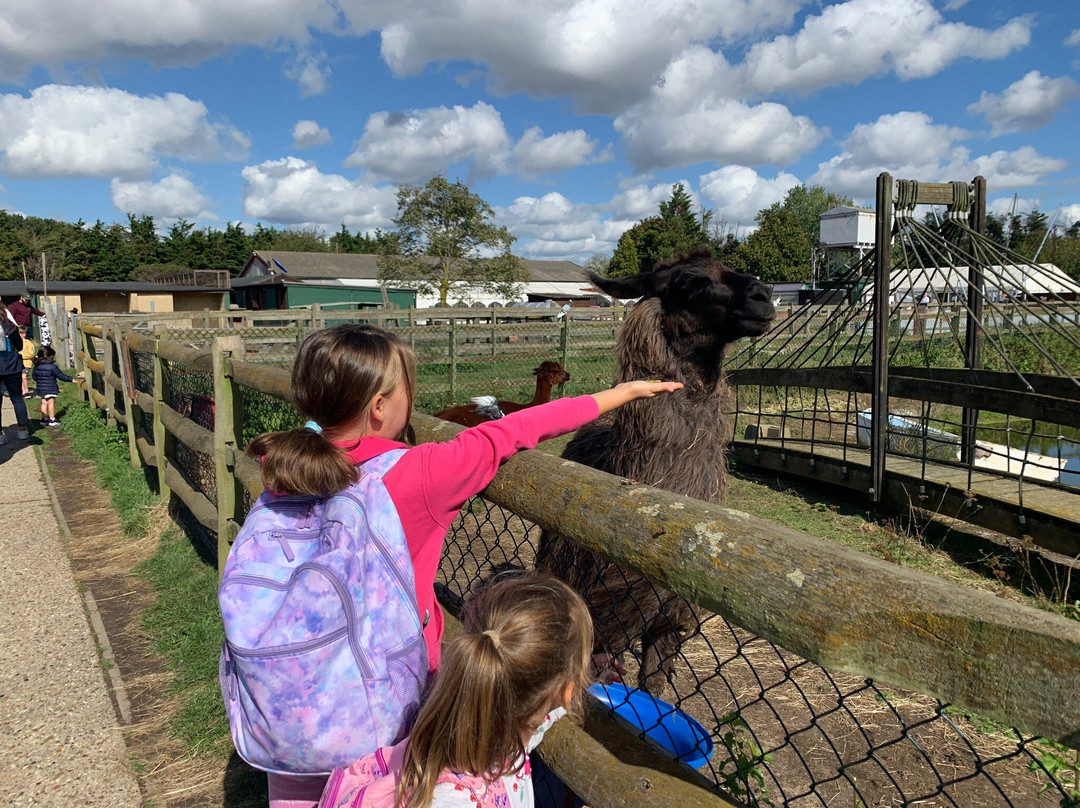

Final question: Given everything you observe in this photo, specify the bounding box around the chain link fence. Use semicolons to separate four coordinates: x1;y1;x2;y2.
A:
81;321;1080;808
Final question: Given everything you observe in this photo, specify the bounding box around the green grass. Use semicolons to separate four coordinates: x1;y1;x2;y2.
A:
52;389;242;771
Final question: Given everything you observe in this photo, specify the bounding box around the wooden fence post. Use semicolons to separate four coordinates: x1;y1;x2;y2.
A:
114;325;141;470
312;302;323;330
559;311;571;370
103;326;118;427
213;336;244;577
448;316;458;406
408;308;416;352
152;333;172;501
490;306;498;356
82;325;99;409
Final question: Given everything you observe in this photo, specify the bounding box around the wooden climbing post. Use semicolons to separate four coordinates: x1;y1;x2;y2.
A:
870;172;893;503
961;175;987;466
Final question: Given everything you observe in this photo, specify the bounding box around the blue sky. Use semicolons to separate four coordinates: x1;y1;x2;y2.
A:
1;0;1078;264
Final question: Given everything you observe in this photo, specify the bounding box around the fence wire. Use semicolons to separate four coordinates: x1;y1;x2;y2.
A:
75;319;1079;808
438;497;1077;808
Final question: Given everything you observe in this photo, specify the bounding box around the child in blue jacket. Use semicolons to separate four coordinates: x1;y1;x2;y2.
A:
32;346;79;426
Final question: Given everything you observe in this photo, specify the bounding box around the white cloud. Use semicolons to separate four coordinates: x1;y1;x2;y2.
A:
0;85;249;179
292;120;332;149
498;192;628;261
377;0;802;115
607;180;696;222
987;196;1038;218
285;49;332;97
0;0;352;81
241;156;397;231
1061;204;1080;229
345;101;511;184
811;113;1067;197
613;46;822;172
738;0;1031;95
968;71;1080;136
510;127;611;178
1066;29;1080;47
698;166;800;228
110;174;215;221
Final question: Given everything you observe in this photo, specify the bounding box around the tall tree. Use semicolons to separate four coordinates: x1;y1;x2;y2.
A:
607;183;710;277
378;177;528;306
730;184;853;283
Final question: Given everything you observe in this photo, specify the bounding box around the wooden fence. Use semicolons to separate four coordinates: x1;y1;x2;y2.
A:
72;321;1080;807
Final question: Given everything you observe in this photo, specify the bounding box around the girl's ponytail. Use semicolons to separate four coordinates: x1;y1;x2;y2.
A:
397;574;594;808
247;427;358;497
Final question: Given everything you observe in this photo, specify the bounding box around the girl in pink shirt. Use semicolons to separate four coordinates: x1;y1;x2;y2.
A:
249;324;682;808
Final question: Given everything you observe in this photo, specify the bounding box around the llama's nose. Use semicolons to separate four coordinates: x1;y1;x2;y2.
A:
747;280;772;304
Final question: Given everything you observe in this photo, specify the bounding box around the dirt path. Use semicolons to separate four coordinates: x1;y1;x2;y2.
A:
42;430;240;807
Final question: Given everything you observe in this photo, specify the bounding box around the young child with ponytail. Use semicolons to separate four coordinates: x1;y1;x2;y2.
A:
320;572;594;808
240;324;682;807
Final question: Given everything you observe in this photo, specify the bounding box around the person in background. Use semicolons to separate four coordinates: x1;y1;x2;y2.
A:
9;294;44;341
32;345;78;427
0;303;30;442
18;326;36;398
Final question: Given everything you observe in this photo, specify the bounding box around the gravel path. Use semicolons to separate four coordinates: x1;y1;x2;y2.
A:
0;408;142;807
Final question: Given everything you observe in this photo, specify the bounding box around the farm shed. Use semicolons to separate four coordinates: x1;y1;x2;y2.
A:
236;250;593;308
0;279;229;317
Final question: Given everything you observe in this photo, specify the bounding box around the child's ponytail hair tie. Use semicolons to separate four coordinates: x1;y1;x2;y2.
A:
482;629;501;649
303;420;323;435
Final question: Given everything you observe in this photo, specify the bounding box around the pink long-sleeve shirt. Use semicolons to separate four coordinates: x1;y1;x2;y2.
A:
338;395;600;671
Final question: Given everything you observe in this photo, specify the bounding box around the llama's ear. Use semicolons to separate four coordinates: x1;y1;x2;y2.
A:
588;271;648;300
653;265;713;299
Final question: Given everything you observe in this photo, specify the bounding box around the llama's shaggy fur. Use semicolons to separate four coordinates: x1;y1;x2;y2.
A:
537;249;775;695
435;360;571;427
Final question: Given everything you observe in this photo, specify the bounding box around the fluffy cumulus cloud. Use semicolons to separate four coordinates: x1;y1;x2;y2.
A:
0;0;359;81
498;192;628;260
345;101;511;184
0;85;249;179
376;0;802;115
698;166;800;229
968;71;1080;136
284;49;333;97
987;196;1039;218
737;0;1031;95
1066;29;1080;47
612;47;822;172
110;174;215;221
241;156;397;231
510;128;611;178
292;120;332;149
811;112;1066;196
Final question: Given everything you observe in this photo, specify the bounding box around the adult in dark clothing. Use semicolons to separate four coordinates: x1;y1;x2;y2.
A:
0;303;30;442
8;295;44;340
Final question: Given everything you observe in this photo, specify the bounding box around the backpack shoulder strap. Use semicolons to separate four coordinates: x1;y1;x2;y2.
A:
358;448;408;478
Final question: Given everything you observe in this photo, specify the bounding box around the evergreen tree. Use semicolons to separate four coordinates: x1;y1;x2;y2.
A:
606;183;710;277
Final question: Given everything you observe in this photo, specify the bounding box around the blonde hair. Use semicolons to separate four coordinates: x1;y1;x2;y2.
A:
397;573;593;808
248;324;417;496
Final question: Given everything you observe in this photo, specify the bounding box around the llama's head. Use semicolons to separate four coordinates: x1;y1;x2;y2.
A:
590;251;776;347
534;360;571;385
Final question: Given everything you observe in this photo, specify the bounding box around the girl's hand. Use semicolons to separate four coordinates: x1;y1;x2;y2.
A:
591;380;683;415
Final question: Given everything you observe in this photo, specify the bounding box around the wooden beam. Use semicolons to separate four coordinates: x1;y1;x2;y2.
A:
411;412;1080;747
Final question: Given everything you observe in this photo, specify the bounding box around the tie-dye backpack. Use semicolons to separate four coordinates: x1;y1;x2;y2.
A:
218;449;429;776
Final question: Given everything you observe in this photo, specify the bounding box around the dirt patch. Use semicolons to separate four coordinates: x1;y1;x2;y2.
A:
45;432;240;807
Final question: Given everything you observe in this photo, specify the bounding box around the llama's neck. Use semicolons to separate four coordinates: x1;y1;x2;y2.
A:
529;377;557;406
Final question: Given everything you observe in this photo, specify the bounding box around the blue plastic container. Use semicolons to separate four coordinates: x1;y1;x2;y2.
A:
588;683;714;768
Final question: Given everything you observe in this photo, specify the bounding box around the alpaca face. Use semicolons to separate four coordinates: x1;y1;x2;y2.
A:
590;255;776;348
533;361;571;385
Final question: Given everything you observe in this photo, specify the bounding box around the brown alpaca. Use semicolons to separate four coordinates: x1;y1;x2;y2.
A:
435;360;571;427
536;249;775;695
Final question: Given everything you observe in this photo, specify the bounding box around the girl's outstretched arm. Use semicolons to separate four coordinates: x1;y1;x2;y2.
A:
591;380;683;415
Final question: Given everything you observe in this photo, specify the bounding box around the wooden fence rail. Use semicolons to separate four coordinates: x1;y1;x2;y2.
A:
72;321;1080;807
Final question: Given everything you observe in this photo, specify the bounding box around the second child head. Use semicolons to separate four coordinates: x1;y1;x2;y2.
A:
249;324;417;496
399;573;593;808
35;345;56;365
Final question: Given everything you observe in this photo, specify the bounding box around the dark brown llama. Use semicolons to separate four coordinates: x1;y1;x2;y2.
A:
435;361;571;427
536;250;775;695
